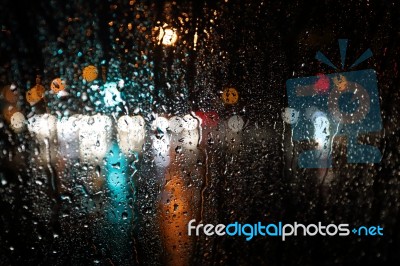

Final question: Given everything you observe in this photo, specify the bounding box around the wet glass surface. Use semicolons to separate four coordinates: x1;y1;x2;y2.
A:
1;0;400;265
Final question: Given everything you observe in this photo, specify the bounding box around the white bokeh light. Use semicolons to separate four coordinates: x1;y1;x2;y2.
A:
151;116;169;132
182;114;199;130
227;115;244;132
282;107;299;124
168;116;184;134
57;116;80;159
117;115;145;155
79;115;112;162
10;112;26;133
312;112;331;159
152;134;170;167
181;129;199;150
27;114;57;139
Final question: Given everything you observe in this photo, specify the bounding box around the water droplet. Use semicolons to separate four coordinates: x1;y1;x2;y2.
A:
175;146;182;153
95;165;101;178
112;162;121;169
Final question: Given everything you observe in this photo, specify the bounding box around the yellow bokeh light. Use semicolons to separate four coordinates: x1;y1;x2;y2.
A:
222;87;239;105
25;84;45;105
82;65;98;82
50;78;65;93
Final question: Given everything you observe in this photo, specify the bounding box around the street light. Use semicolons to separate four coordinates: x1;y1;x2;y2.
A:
158;27;178;46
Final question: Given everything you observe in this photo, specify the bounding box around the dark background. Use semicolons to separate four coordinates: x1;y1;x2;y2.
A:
1;0;400;265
